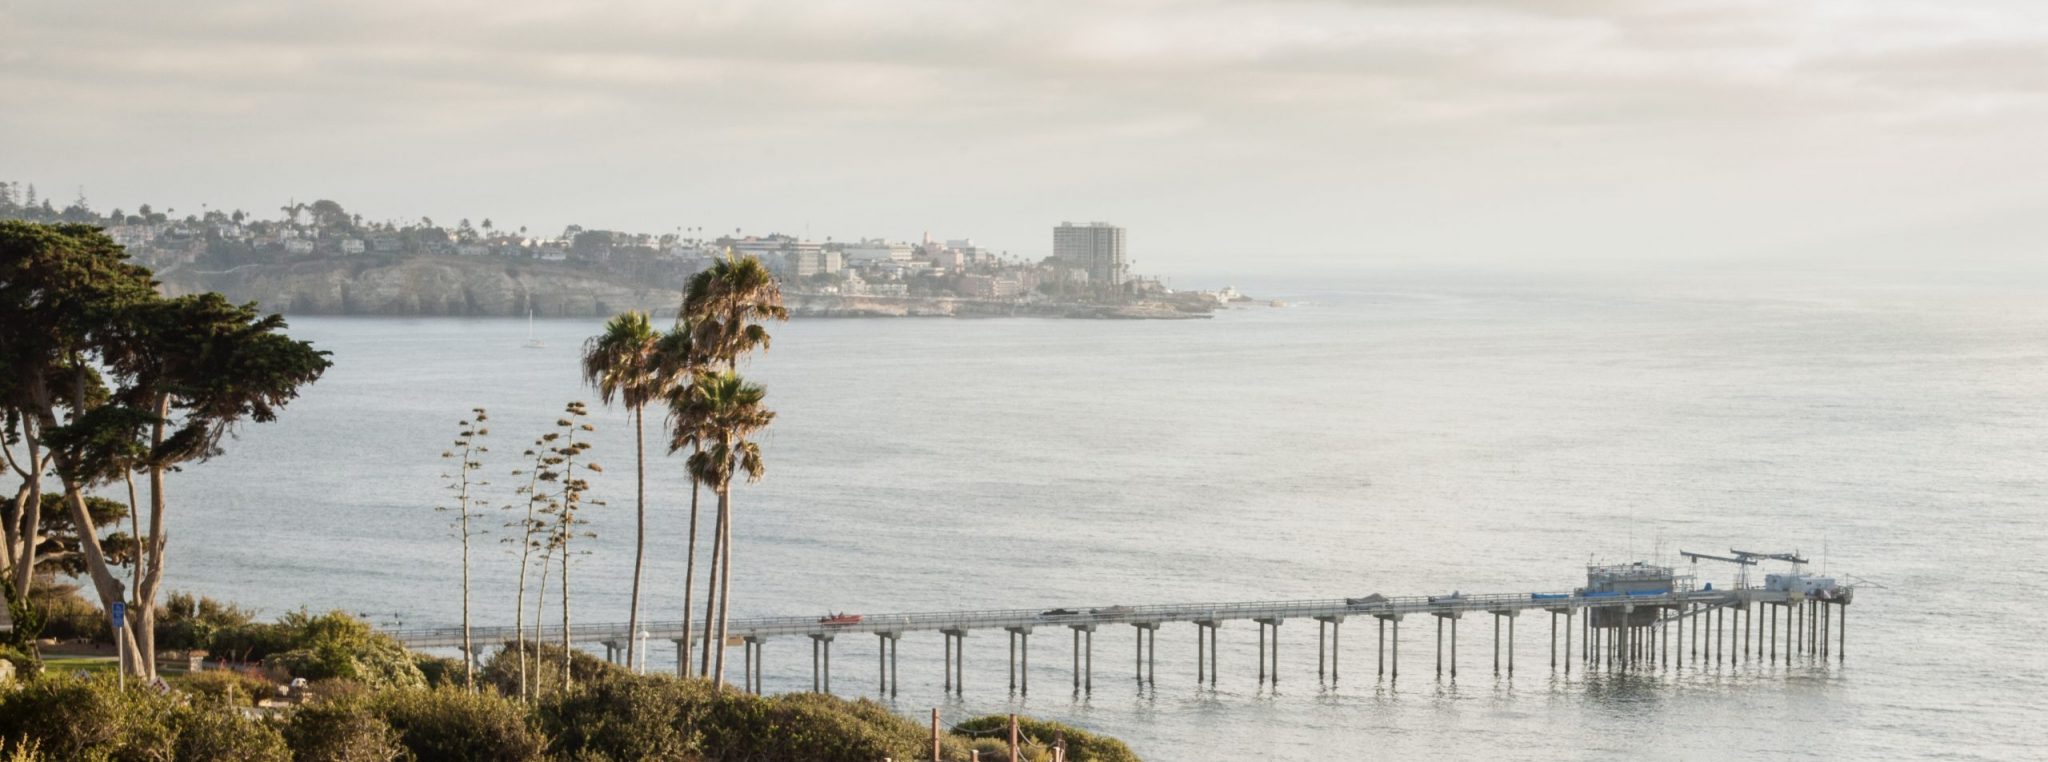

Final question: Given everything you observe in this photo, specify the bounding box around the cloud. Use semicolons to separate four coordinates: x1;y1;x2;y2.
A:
4;0;2045;269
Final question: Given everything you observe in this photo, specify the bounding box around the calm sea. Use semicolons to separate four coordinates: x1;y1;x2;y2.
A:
155;269;2046;760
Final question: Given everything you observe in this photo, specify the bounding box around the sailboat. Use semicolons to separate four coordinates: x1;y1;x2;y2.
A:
522;308;546;349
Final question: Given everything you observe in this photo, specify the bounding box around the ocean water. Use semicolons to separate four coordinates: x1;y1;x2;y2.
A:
153;270;2045;760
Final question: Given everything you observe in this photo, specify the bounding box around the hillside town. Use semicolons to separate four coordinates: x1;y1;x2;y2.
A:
0;183;1246;317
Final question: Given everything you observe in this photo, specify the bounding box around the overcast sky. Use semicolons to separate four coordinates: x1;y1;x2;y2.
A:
4;0;2045;276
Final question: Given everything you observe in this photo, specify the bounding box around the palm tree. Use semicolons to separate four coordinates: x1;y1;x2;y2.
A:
653;326;709;676
684;254;788;372
581;312;661;672
673;371;774;689
675;255;787;684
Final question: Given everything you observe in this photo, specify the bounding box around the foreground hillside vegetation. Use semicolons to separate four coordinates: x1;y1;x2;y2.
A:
0;616;1138;762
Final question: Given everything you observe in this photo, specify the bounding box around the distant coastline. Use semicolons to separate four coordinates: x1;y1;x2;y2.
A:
157;255;1237;319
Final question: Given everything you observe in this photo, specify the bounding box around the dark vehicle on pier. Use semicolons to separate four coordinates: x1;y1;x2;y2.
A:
1091;605;1133;616
1427;591;1463;604
1346;594;1388;608
1040;608;1080;618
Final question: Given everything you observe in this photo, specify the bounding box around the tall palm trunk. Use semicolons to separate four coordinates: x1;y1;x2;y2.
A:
626;406;647;672
680;464;701;676
698;499;725;678
713;488;734;688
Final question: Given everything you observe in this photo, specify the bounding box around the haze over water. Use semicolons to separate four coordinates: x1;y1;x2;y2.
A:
162;270;2044;760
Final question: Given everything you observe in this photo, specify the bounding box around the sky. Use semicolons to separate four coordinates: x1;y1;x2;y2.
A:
4;0;2046;277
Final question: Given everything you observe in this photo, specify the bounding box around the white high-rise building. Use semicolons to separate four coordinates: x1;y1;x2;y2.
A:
1053;222;1126;286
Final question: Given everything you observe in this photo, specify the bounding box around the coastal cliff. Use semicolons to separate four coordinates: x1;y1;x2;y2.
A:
157;255;681;317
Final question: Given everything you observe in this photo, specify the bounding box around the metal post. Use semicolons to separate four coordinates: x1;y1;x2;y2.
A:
1450;616;1458;679
1493;615;1500;675
1269;622;1279;685
1196;622;1212;680
1550;612;1557;671
1564;610;1572;676
1378;619;1386;676
880;635;888;694
824;638;832;694
1318;620;1327;680
1435;617;1442;678
1135;627;1143;683
891;637;899;696
1021;633;1029;694
1332;621;1340;681
1085;629;1093;692
1259;623;1267;683
1073;628;1081;691
1147;627;1156;683
1391;618;1400;679
945;633;953;693
1838;603;1845;661
812;638;821;692
1197;625;1206;684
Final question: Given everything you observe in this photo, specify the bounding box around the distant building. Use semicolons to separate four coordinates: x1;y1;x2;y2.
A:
790;249;843;278
1053;222;1126;287
339;238;365;254
283;238;315;255
843;240;915;264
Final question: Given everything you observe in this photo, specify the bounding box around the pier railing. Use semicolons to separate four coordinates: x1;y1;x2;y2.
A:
383;588;1777;650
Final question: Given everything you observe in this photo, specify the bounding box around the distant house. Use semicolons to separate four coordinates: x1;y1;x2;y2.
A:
457;243;489;257
339;238;365;255
369;235;403;253
284;239;315;255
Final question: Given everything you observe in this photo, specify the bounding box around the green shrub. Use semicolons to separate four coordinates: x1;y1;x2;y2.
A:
479;639;624;698
208;621;296;663
169;703;289;761
0;674;176;760
30;583;108;644
175;669;276;707
280;697;405;762
262;611;424;689
0;674;281;761
411;653;467;689
702;691;975;762
368;686;543;761
538;673;710;760
154;592;254;653
954;715;1140;762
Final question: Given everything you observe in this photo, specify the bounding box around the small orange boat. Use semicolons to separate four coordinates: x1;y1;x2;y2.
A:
820;612;862;626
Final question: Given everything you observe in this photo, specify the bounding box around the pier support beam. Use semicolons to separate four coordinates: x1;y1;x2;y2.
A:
809;634;834;694
941;629;967;695
1130;623;1159;684
1488;610;1517;676
1315;616;1344;682
741;637;765;694
1195;621;1219;685
1006;627;1031;695
1069;624;1095;693
876;632;900;696
1254;618;1282;685
1432;611;1461;679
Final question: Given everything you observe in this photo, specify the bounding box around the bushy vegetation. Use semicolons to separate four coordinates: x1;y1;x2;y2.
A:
954;715;1141;762
0;668;1140;762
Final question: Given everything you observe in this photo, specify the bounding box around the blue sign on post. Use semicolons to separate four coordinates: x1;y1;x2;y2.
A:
111;601;125;628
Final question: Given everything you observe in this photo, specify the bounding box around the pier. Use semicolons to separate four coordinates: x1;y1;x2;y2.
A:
385;554;1854;693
